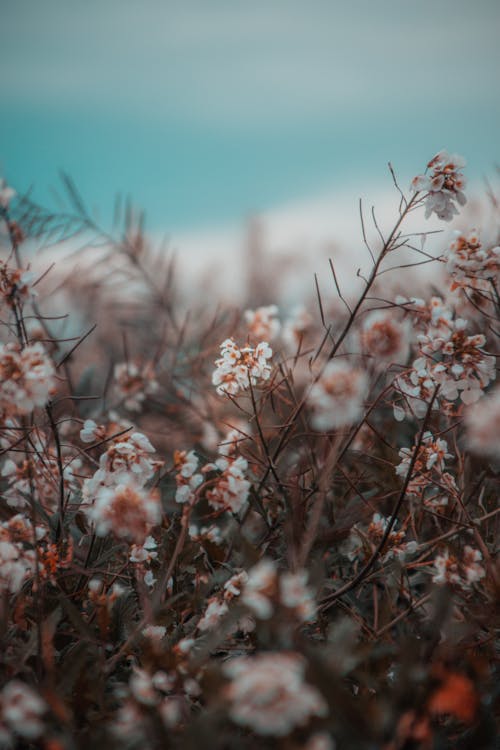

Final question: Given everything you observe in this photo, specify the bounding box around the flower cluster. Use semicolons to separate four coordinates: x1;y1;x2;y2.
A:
445;230;500;292
0;514;42;596
212;338;272;395
395;431;456;504
309;360;368;430
83;431;162;542
241;558;316;622
0;260;34;310
0;342;56;416
393;297;496;417
244;304;281;340
223;652;328;736
432;546;486;589
175;434;251;514
340;513;417;564
0;681;47;743
361;309;409;367
113;360;159;411
411;150;466;221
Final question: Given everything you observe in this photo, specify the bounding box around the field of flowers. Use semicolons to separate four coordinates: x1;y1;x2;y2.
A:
0;151;498;749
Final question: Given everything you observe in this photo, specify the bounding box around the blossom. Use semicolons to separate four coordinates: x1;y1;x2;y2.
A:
80;418;102;443
309;360;368;430
223;652;328;736
212;338;272;396
279;570;316;622
0;261;34;309
86;481;161;543
174;449;203;504
244;304;281;340
197;598;228;631
465;387;500;459
445;230;500;292
0;342;55;416
340;513;417;564
241;558;278;619
223;570;249;599
206;455;251;514
0;681;46;740
432;546;485;589
411;150;466;221
417;316;496;404
361;310;409;367
113;360;159;411
396;431;453;489
83;431;161;499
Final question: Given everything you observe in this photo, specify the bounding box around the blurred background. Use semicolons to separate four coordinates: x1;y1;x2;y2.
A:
1;0;499;294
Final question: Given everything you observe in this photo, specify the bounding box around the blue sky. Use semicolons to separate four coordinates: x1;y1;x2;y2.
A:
1;0;499;232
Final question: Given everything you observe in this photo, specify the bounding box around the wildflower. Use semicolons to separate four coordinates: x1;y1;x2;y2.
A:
244;304;281;340
309;360;368;430
0;178;16;209
445;230;500;292
197;598;228;631
432;546;485;589
411;150;466;221
80;418;102;443
223;570;249;600
361;310;409;367
86;481;161;543
396;431;453;496
279;570;316;622
174;449;203;504
0;342;55;416
417;317;496;405
282;304;313;353
212;338;272;396
142;625;166;642
465;386;500;459
129;535;158;563
83;432;161;499
188;523;223;545
0;681;46;740
223;652;328;736
0;260;34;309
241;558;278;619
113;360;159;411
206;455;251;514
341;513;417;564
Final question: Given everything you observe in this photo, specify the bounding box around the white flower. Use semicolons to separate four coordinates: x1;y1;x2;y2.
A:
223;652;328;736
244;304;281;340
80;418;99;443
280;570;316;622
361;310;410;367
0;342;55;416
212;338;272;396
411;150;466;221
309;360;368;430
242;558;277;619
0;681;46;740
86;481;161;543
198;598;228;631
